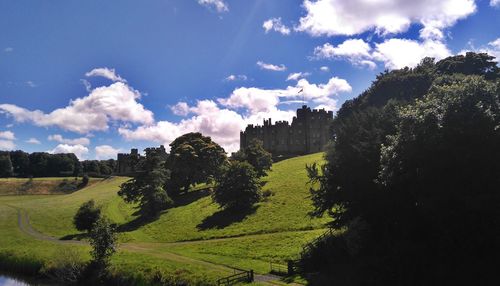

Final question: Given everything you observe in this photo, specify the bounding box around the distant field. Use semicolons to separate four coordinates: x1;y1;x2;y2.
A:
0;177;101;195
0;153;329;284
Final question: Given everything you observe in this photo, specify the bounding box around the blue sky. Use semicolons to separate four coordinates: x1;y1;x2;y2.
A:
0;0;499;159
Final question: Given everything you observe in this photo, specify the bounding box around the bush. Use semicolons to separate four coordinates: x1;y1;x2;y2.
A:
78;174;89;188
73;200;101;232
212;161;261;210
41;248;86;284
89;217;117;270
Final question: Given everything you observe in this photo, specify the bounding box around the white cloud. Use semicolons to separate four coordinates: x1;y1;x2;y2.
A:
263;18;291;35
95;145;123;160
314;39;376;69
198;0;228;12
314;38;451;70
170;102;191;116
85;67;126;82
296;0;476;40
48;134;90;146
287;72;310;81
49;144;88;160
0;131;15;140
4;47;13;53
320;66;330;72
490;0;500;7
257;61;287;71
372;38;451;69
0;140;15;150
225;74;248;81
120;76;351;153
0;81;154;134
80;79;92;92
26;138;41;144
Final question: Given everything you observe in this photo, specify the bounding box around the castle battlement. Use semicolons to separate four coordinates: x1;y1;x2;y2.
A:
240;105;333;156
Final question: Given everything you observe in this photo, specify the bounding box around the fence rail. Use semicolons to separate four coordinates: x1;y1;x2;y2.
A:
217;268;253;286
269;262;288;275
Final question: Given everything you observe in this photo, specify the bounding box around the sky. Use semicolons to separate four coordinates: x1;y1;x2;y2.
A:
0;0;499;159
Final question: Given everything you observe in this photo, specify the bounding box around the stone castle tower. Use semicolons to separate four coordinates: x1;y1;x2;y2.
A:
240;105;333;156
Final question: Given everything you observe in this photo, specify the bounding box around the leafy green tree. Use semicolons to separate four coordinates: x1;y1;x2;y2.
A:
236;139;272;177
73;200;101;232
89;217;117;269
118;147;172;217
213;161;261;210
9;150;30;177
0;154;13;177
165;132;227;195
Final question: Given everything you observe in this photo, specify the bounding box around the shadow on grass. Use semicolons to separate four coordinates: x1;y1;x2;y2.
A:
197;205;259;230
60;232;88;241
117;188;211;233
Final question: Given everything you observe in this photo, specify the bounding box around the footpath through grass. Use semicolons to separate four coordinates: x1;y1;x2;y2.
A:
0;153;330;284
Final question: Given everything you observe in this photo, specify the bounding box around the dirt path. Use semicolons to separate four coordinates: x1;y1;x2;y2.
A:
7;204;301;285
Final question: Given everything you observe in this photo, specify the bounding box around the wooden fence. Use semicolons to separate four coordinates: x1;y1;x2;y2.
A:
217;268;254;286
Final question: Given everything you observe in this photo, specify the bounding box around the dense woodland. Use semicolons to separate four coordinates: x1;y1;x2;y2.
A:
303;52;499;285
0;150;116;178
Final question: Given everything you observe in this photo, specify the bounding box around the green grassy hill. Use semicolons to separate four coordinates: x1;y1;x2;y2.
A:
0;153;330;284
0;177;101;195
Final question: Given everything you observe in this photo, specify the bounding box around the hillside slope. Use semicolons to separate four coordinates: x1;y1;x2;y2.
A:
0;177;100;195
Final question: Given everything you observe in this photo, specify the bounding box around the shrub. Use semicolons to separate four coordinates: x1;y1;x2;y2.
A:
73;200;101;232
41;248;86;284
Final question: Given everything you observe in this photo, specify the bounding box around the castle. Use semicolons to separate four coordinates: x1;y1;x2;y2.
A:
240;105;333;156
116;145;168;175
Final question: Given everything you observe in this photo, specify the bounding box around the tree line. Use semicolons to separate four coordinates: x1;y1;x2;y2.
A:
0;150;116;178
301;52;500;285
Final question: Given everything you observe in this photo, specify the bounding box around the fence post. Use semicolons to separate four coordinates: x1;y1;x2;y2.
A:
249;270;254;282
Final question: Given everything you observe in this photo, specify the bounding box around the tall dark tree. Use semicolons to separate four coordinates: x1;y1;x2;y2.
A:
10;150;30;177
212;161;261;210
165;132;227;196
89;217;117;270
73;200;101;232
0;153;13;177
236;139;272;177
118;147;172;217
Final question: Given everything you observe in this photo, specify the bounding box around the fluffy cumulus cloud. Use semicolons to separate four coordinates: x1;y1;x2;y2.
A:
198;0;228;12
491;0;500;7
315;38;451;69
0;81;154;134
95;145;123;160
287;72;310;81
263;18;291;35
0;140;15;150
0;130;15;140
257;61;287;71
296;0;476;40
314;39;376;69
49;144;89;160
120;76;351;153
26;138;41;144
85;67;126;82
48;134;90;146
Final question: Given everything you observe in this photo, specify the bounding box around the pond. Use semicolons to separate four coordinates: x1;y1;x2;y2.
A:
0;274;49;286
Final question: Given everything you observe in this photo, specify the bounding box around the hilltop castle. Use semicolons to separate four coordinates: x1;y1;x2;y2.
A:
116;145;168;175
240;105;333;156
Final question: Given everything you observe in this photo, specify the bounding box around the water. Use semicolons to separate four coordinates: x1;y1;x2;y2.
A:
0;275;30;286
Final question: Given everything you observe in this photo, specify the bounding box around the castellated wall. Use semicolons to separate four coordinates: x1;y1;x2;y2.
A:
240;105;334;156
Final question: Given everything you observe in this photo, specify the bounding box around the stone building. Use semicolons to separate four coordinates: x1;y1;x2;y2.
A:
116;145;168;175
240;105;334;156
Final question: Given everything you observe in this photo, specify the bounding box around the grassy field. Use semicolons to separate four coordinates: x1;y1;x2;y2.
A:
0;177;101;195
0;152;330;284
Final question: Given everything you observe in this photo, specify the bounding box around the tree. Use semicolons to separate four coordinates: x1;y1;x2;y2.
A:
213;161;261;210
236;139;272;177
165;132;227;196
118;147;172;217
73;200;101;232
10;150;30;177
0;153;13;177
89;217;117;269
